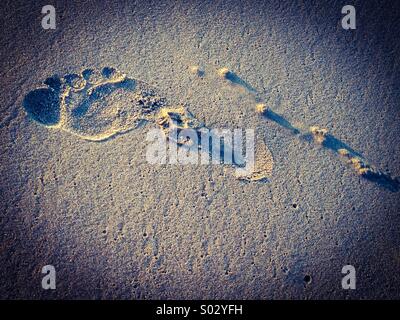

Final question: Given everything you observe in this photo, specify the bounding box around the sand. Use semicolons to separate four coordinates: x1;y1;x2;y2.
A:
1;0;400;299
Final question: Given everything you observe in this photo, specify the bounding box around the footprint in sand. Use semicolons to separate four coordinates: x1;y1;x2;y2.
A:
23;67;167;141
23;66;272;182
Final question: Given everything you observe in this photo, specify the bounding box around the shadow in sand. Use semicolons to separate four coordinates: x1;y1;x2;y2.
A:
222;68;400;192
362;170;400;192
225;71;258;94
301;132;364;159
221;66;400;192
259;101;399;192
302;132;400;192
264;109;300;135
323;134;399;192
322;134;364;158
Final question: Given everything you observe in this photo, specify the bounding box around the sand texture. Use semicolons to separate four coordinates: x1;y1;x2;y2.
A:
1;0;400;299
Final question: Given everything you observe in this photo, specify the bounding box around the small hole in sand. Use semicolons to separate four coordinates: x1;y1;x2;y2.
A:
304;275;312;284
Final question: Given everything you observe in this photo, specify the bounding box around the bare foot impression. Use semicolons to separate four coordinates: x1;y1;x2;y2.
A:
23;67;167;141
23;67;270;182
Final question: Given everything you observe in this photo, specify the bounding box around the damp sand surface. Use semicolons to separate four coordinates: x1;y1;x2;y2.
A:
1;0;400;299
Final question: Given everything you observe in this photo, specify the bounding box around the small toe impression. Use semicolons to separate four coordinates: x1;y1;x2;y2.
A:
44;75;62;91
102;67;126;82
119;78;136;90
23;88;61;126
82;68;103;84
64;73;86;90
101;67;116;78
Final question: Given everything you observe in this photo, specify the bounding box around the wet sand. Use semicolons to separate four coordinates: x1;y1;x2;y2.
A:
0;0;400;299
